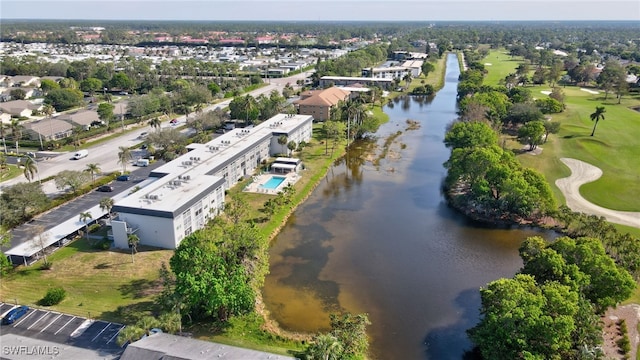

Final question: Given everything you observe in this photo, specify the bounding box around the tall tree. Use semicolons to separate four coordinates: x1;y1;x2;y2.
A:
79;211;92;240
118;146;132;173
517;120;546;151
149;117;161;132
99;197;114;221
589;106;606;136
22;155;38;183
84;163;101;184
128;234;140;263
10;119;22;154
277;135;288;155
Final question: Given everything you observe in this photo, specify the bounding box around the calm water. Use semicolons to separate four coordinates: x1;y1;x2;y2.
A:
263;54;554;359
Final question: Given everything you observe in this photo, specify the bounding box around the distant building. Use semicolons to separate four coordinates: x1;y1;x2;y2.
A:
294;87;350;121
319;76;393;90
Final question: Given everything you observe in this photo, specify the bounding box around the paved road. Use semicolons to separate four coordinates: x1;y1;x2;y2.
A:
1;72;311;189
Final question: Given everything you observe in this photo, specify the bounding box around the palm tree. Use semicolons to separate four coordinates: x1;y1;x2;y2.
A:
158;312;182;335
85;163;101;184
0;122;8;153
403;72;413;88
23;156;38;183
277;135;288;155
42;104;55;146
589;106;606;136
305;334;344;360
10;119;21;154
149;117;161;132
118;146;132;174
99;197;114;222
79;211;93;240
116;326;145;347
128;234;140;263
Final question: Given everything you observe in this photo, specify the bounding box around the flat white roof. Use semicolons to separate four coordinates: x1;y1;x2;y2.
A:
272;163;296;170
115;114;313;215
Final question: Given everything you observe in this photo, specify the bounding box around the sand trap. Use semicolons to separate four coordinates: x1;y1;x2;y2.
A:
555;158;640;228
484;63;492;66
540;91;552;95
580;88;600;95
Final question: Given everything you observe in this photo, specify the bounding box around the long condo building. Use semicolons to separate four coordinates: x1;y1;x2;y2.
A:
111;113;313;249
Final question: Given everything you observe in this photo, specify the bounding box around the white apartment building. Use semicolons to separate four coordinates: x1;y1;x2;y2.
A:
111;113;313;249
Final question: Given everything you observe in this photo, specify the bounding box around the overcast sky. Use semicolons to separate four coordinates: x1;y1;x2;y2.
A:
2;0;639;21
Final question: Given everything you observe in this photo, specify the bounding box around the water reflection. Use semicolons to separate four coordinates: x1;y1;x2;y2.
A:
263;54;554;359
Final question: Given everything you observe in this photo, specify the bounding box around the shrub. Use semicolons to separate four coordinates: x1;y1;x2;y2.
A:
40;287;66;306
88;223;101;233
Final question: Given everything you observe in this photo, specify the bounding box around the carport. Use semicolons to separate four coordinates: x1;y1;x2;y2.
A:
5;205;107;266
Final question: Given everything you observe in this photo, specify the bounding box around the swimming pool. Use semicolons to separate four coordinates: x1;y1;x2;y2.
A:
261;176;286;190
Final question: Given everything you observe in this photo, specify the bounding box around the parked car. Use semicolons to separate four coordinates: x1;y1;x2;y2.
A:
2;306;29;325
98;185;114;192
140;144;148;150
117;175;130;181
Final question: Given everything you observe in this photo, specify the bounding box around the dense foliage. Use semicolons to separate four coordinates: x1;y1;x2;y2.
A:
39;287;67;306
443;121;554;219
469;235;635;359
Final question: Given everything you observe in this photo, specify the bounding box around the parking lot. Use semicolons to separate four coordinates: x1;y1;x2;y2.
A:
0;303;124;357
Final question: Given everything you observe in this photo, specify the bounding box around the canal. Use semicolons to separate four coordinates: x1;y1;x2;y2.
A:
263;53;554;359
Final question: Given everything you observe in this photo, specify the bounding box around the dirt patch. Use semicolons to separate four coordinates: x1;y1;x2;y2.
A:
602;304;640;359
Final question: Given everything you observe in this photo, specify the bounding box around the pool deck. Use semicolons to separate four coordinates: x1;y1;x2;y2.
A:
243;172;301;195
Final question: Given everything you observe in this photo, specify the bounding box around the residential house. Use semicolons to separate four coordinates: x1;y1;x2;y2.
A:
0;100;40;117
294;87;350;121
9;75;40;87
23;118;73;141
58;109;101;130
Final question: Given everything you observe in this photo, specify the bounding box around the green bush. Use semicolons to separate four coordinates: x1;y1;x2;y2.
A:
88;223;101;233
40;287;66;306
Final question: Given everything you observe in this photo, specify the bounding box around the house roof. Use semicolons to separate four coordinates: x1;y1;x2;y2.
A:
295;87;350;107
58;109;100;126
120;333;294;360
0;100;39;115
23;118;73;135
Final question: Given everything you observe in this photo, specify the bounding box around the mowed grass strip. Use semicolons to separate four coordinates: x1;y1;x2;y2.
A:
481;49;524;86
0;238;173;322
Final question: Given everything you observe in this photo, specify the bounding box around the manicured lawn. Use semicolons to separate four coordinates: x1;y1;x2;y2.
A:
481;49;525;86
516;85;640;212
0;164;22;182
0;238;173;322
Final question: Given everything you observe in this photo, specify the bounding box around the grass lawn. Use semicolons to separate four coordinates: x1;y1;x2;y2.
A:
477;48;640;217
516;85;640;212
0;238;173;322
481;49;525;86
0;164;22;182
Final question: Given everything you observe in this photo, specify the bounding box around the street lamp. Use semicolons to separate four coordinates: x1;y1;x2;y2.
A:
120;103;125;133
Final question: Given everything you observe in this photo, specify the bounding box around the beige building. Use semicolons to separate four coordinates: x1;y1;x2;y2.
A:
294;87;350;121
58;109;101;130
23;118;73;141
